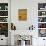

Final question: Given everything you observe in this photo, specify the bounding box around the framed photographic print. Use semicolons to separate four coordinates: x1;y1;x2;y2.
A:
18;9;27;21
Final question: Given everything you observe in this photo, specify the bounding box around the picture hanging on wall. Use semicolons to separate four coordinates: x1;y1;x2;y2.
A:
18;9;27;21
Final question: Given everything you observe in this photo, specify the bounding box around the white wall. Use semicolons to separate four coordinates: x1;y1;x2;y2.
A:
11;0;46;46
11;0;38;30
11;0;38;45
11;0;46;30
